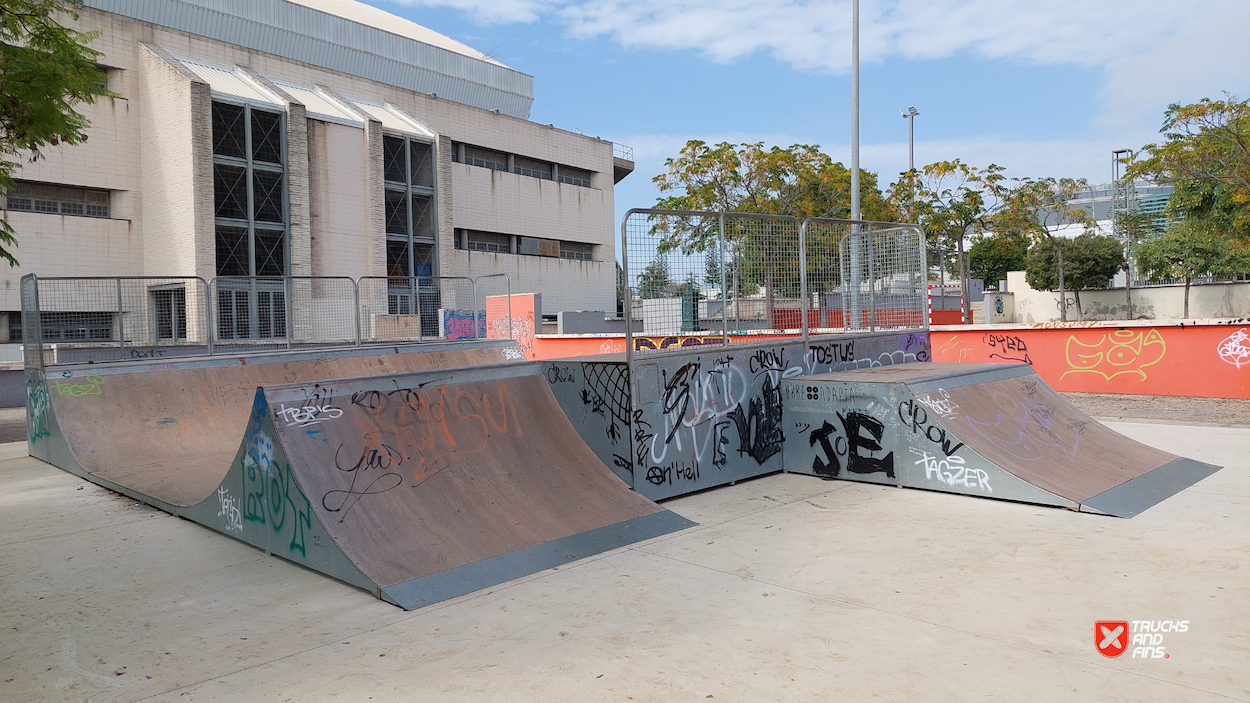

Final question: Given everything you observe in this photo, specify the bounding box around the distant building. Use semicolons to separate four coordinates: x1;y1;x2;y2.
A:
0;0;633;342
1066;180;1174;235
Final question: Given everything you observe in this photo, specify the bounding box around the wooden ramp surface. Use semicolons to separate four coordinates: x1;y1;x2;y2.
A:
264;366;688;606
44;344;516;506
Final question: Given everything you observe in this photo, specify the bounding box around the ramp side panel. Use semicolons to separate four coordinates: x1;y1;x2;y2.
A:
780;376;1077;509
543;359;634;486
179;389;376;594
935;375;1178;503
267;367;673;591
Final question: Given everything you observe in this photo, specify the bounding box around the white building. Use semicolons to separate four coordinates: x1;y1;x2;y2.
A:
0;0;633;344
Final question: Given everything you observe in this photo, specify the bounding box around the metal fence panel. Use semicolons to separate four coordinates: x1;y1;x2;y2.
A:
622;209;802;359
839;225;927;333
24;276;211;364
358;276;475;343
800;219;852;336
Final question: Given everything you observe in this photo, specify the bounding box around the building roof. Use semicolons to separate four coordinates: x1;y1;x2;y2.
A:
87;0;534;118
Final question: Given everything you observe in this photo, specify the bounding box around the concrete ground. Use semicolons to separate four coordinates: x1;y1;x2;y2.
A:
0;423;1247;703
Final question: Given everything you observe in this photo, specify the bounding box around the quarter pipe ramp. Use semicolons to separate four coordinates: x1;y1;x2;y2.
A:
781;363;1221;517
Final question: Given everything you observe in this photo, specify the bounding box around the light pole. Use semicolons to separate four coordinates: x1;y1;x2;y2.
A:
900;106;919;172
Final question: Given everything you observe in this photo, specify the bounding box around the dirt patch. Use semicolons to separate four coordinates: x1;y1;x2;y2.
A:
1061;392;1250;428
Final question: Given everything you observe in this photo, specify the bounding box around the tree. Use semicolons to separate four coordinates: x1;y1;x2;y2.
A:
1135;221;1250;318
997;177;1096;321
652;140;894;326
636;254;670;300
1025;233;1124;319
1128;94;1249;243
968;233;1028;289
1113;207;1162;320
895;160;1008;323
1;0;108;266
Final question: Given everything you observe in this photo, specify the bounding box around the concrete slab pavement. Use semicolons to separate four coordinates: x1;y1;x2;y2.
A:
1;421;1246;702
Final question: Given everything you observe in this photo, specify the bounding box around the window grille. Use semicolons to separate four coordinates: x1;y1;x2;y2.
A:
463;145;507;171
559;166;592;188
5;182;110;218
467;231;511;253
560;241;594;261
514;155;552;180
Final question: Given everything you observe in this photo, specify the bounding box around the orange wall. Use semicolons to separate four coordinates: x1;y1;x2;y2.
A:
931;323;1250;399
531;333;800;360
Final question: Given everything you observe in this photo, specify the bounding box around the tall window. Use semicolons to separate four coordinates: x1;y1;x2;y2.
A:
212;101;288;339
383;134;438;335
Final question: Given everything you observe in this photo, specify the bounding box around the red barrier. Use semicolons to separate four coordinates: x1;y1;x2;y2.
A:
930;322;1250;399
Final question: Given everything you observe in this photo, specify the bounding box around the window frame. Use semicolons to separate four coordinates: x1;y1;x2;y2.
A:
382;133;438;279
4;181;111;219
211;99;290;278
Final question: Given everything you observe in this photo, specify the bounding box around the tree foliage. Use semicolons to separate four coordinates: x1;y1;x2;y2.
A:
636;254;670;300
968;233;1028;288
1135;220;1250;317
1128;94;1250;242
886;160;1009;322
1025;233;1124;318
1;0;108;266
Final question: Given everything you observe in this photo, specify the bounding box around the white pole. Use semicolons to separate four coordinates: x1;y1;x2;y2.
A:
850;0;860;223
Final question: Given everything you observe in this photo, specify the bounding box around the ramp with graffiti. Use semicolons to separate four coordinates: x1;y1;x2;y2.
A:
27;343;691;608
780;363;1221;517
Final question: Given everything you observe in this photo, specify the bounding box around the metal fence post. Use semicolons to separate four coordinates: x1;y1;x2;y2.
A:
622;212;634;365
916;226;929;332
719;212;729;347
799;217;809;348
353;278;362;346
116;278;126;353
204;278;215;356
867;226;876;332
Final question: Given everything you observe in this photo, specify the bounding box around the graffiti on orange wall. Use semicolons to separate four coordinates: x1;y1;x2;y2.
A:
634;335;724;352
1217;328;1250;369
1061;329;1166;381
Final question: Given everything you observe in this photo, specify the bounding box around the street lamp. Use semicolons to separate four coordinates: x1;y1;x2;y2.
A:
900;106;919;172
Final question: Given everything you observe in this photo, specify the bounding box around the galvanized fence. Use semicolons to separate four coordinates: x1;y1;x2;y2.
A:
20;273;511;368
622;210;927;360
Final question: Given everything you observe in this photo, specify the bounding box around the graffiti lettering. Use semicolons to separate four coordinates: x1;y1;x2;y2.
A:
547;364;577;384
27;378;50;442
728;374;784;464
898;399;965;456
1217;328;1250;369
1063;329;1166;381
899;332;928;352
53;375;106;397
914;388;959;419
241;405;312;557
983;333;1031;364
808;340;856;366
274;402;343;428
749;348;786;374
217;486;243;532
645;461;700;486
634;335;723;351
443;310;485;341
128;348;165;359
909;449;991;492
839;411;894;477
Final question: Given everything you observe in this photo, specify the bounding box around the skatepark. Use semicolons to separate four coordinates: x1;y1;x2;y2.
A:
3;213;1246;700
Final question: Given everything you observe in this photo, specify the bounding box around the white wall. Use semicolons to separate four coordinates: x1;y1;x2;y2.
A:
1006;271;1250;322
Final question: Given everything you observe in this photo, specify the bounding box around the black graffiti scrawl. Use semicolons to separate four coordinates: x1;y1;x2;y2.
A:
729;374;784;464
808;411;895;479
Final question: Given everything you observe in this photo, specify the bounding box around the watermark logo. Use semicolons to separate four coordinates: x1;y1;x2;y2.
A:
1096;620;1188;658
1096;621;1129;658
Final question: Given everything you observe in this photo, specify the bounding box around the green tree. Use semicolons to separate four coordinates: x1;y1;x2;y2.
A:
1;0;108;266
1135;221;1250;318
996;177;1096;321
967;233;1028;289
1025;234;1124;320
893;160;1008;323
652;140;895;325
1128;94;1250;243
636;254;670;300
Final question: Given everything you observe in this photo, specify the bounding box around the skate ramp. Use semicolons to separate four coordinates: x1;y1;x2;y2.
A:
781;363;1220;517
30;341;520;507
253;365;691;607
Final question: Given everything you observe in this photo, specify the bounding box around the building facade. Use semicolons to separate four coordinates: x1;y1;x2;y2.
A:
0;0;632;344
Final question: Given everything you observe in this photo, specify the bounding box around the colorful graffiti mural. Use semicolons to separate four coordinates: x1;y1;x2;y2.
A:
931;322;1248;399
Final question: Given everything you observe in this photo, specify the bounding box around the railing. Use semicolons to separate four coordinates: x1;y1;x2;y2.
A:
19;273;510;369
612;143;634;161
621;209;927;361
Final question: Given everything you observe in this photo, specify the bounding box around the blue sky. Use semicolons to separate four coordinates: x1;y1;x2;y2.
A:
368;0;1250;226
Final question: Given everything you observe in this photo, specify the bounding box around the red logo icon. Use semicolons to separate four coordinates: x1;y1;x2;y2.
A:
1096;621;1129;657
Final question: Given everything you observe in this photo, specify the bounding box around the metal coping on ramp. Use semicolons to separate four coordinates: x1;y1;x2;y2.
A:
779;362;1221;518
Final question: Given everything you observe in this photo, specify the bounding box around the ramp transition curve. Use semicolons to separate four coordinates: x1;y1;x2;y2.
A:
781;363;1221;517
